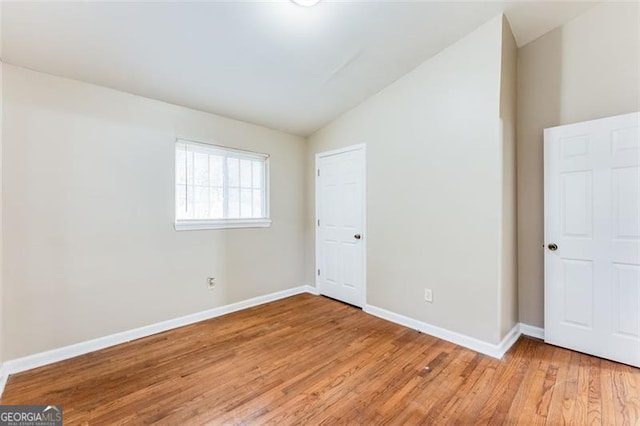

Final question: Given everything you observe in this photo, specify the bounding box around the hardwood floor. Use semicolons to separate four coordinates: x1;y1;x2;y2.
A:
2;294;639;425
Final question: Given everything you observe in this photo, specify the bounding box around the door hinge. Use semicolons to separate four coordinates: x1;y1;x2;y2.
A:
317;169;320;177
317;219;320;226
317;269;320;276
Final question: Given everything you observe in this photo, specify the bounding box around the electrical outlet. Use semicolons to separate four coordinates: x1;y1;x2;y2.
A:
424;288;433;303
207;277;216;290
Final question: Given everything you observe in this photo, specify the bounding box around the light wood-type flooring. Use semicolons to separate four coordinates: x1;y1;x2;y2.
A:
2;294;639;424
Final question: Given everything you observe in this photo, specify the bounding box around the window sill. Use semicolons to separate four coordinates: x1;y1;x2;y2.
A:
175;218;272;231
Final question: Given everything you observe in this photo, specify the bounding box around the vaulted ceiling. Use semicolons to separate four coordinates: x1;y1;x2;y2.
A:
2;1;594;135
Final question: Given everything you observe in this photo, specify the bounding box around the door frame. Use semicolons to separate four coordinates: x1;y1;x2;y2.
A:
315;143;367;307
543;123;558;344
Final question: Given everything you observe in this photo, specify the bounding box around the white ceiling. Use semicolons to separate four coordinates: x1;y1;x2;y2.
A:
1;1;594;136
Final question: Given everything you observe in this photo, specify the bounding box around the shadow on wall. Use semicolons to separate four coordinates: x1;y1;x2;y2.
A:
516;29;562;330
517;2;640;329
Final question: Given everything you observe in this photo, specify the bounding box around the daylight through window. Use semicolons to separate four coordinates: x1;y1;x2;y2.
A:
175;140;270;230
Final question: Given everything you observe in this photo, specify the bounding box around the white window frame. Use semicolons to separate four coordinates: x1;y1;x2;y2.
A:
174;138;271;231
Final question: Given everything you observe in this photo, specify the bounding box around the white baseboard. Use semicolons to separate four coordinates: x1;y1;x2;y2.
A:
304;285;320;295
0;285;544;398
363;304;548;359
1;285;313;390
498;323;523;358
363;304;520;359
519;323;545;339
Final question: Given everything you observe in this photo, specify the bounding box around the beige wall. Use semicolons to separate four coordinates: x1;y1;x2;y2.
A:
306;16;512;344
499;16;518;338
0;1;4;366
2;65;306;360
4;2;634;360
517;2;640;328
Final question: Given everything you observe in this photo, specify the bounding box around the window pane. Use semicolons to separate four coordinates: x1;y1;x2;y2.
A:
176;184;190;219
253;189;263;218
176;149;187;185
240;159;252;188
176;141;268;225
194;186;209;219
186;150;194;185
194;152;209;186
227;157;239;188
240;189;252;218
252;161;263;189
210;187;224;219
228;187;240;218
209;155;223;187
177;184;195;220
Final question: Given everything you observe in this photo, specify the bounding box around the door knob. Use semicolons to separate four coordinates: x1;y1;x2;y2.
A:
548;243;558;251
354;234;362;240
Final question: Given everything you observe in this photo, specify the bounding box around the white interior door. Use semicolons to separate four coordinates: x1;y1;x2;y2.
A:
545;112;640;367
316;145;366;307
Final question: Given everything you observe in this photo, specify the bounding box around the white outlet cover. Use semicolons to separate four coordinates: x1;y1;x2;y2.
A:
424;289;433;303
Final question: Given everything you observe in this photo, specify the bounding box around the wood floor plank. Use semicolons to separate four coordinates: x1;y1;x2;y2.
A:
561;350;582;424
430;353;492;424
545;344;574;424
474;337;536;424
2;294;639;425
507;340;554;424
573;353;591;425
610;360;640;425
587;354;603;426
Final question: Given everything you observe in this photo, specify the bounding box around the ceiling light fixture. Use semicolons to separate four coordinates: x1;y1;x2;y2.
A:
290;0;322;7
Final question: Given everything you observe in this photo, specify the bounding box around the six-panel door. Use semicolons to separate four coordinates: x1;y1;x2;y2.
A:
316;146;365;307
545;112;640;367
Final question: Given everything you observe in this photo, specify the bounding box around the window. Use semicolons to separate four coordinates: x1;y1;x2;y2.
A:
175;139;270;230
